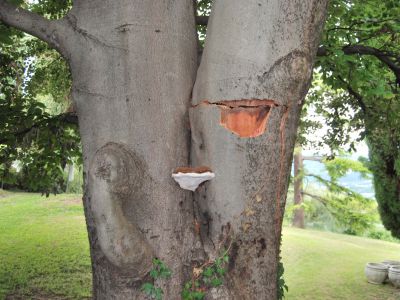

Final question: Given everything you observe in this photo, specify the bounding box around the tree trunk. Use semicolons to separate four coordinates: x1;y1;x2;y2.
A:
293;149;305;228
66;1;198;298
0;0;328;298
190;1;327;298
65;164;74;192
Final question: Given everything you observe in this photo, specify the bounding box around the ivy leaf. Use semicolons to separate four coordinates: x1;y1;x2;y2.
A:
203;267;214;278
141;283;155;296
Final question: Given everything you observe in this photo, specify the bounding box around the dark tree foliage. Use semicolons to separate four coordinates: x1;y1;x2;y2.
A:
0;0;79;195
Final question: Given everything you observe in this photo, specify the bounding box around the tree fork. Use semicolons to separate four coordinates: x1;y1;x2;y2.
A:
0;0;328;298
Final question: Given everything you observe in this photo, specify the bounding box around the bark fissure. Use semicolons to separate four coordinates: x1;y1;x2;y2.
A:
65;14;128;51
274;105;290;238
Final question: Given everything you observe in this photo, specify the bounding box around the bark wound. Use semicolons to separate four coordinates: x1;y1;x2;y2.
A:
195;100;279;138
89;142;153;279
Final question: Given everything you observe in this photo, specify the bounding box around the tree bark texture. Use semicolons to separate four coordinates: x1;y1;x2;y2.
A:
293;150;305;228
68;1;198;298
0;0;328;299
191;1;327;298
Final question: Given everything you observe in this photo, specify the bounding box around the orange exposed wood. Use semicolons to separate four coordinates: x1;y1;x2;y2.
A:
173;166;212;174
220;106;271;138
217;100;277;138
193;99;279;138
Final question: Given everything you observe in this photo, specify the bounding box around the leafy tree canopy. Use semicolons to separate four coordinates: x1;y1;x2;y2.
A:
0;0;78;195
302;0;400;237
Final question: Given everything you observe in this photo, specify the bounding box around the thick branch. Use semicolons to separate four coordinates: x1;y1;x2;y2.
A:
0;1;67;53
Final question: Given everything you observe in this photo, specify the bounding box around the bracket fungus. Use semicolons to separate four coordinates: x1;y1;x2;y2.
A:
172;166;215;191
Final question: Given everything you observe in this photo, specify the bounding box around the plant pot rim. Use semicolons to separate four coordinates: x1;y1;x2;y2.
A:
382;260;400;265
366;263;388;271
389;266;400;273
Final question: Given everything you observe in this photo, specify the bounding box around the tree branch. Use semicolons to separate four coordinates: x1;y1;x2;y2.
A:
302;191;328;204
336;75;367;114
318;45;400;85
0;1;67;53
196;15;208;26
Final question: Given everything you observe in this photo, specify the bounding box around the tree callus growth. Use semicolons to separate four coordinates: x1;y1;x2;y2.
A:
0;0;328;299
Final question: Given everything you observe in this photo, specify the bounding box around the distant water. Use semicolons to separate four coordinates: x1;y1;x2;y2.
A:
302;160;375;199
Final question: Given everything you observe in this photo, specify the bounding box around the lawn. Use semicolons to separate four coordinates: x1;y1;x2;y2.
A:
1;191;400;299
282;227;400;300
0;191;91;299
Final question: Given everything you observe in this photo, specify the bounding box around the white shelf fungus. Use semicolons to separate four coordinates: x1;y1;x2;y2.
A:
172;167;215;191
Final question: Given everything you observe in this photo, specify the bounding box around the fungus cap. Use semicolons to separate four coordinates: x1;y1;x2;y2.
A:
172;167;215;191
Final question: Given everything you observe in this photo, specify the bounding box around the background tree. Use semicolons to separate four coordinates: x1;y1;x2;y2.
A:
0;0;328;299
308;0;400;238
289;146;376;236
0;12;79;194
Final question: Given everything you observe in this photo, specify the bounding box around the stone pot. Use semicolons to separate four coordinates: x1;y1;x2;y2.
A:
382;260;400;268
389;266;400;288
365;263;388;284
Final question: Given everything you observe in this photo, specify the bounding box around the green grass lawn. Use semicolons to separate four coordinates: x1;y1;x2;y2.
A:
282;227;400;300
1;191;400;299
0;191;91;299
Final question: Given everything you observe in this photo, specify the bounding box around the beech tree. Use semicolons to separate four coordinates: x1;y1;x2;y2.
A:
0;0;328;299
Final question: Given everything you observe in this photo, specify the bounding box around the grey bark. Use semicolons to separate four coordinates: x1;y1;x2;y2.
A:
0;0;328;299
191;0;328;298
66;1;198;298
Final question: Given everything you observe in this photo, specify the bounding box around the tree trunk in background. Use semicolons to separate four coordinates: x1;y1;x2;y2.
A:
65;164;74;192
293;150;305;228
190;1;327;298
0;0;328;298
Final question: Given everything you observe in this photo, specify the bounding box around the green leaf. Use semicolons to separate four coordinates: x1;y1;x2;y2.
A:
141;282;155;295
203;267;214;278
211;277;223;287
154;287;163;300
216;267;226;276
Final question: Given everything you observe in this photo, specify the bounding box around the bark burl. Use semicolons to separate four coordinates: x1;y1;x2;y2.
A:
0;0;328;299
